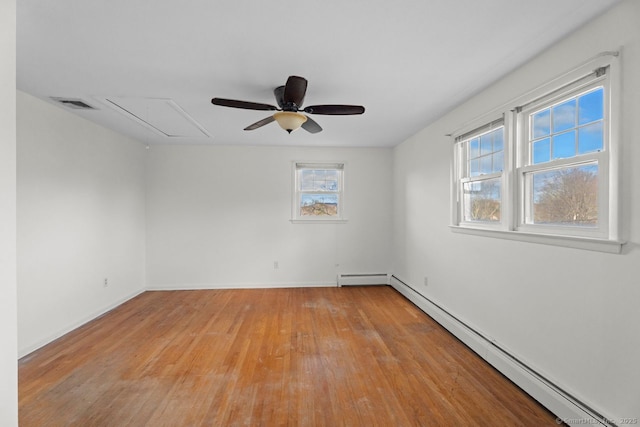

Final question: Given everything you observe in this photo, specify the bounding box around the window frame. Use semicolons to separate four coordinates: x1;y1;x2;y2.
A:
516;74;610;239
453;118;509;231
450;52;623;253
291;162;347;223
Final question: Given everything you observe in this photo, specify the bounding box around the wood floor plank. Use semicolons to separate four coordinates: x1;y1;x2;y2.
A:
19;286;559;426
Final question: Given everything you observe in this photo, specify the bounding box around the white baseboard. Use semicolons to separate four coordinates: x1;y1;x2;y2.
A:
389;275;613;427
18;288;145;359
145;280;338;291
337;273;389;286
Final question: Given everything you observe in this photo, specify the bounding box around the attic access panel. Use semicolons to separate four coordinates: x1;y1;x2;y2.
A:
99;97;210;138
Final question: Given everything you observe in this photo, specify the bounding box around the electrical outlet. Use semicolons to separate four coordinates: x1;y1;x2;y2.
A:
424;277;428;287
274;261;279;269
104;278;108;287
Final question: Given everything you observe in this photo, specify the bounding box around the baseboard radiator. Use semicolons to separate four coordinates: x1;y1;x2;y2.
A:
337;273;389;287
389;275;615;427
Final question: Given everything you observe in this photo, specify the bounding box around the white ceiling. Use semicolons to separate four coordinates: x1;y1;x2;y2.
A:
17;0;620;148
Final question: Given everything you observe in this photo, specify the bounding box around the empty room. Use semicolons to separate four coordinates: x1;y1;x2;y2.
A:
3;0;640;425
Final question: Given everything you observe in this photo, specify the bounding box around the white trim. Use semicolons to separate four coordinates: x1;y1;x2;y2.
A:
290;219;348;224
606;49;622;241
389;275;615;427
450;225;624;254
146;281;338;291
337;273;390;286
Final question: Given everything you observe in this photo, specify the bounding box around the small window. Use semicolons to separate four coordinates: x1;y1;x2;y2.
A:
454;121;506;227
292;162;345;221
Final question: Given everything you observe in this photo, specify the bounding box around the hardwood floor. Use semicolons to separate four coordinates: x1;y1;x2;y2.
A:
19;286;559;426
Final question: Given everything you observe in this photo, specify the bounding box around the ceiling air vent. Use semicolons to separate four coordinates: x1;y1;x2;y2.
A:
51;97;96;110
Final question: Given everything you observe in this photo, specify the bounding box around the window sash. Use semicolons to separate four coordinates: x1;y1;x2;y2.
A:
518;79;609;169
517;152;608;238
516;75;610;238
454;122;506;229
461;176;502;224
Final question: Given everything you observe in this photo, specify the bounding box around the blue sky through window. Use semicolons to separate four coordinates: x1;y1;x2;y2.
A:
531;87;603;164
553;131;576;159
468;127;504;177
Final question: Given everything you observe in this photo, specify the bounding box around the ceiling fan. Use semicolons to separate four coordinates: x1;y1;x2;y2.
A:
211;76;365;134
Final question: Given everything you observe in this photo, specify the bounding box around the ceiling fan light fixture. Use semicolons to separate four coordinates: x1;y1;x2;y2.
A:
273;111;307;133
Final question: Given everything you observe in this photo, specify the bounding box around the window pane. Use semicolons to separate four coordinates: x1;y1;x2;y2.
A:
480;156;493;175
533;138;550;164
463;178;501;222
532;109;550;139
467;127;503;176
578;88;603;125
300;169;339;191
493;130;504;152
528;164;598;226
469;138;480;159
528;87;605;167
492;151;504;173
480;133;493;156
300;193;339;216
578;122;603;154
552;130;576;159
469;159;480;177
552;99;576;133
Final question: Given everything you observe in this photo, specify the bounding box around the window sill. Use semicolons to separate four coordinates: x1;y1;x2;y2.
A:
449;225;625;254
290;218;348;224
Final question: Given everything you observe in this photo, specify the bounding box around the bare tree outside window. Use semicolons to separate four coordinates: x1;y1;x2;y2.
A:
531;165;598;226
300;194;338;216
463;179;501;222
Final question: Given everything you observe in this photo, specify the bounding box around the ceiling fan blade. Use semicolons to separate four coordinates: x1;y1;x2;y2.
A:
301;116;322;134
212;98;278;111
303;104;365;115
244;115;275;131
274;86;285;109
283;76;307;107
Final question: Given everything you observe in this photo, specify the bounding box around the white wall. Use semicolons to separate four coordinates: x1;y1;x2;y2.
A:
146;145;392;289
392;0;639;421
17;91;147;357
0;0;18;424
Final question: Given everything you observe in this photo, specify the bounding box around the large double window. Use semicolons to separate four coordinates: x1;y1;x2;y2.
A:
451;53;621;252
